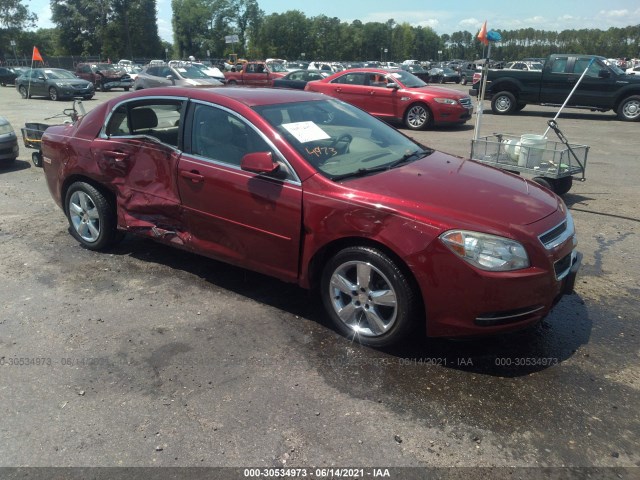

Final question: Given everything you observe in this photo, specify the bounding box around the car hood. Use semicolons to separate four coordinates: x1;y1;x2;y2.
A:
341;151;559;232
53;78;91;86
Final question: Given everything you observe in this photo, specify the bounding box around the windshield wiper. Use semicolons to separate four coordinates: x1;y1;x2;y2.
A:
330;166;391;181
386;148;433;169
329;149;433;181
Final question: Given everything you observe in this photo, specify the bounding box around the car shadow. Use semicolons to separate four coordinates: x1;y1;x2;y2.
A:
0;159;31;172
107;234;591;379
480;108;619;122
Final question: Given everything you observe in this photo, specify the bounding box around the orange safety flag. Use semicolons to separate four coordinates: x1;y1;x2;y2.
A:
477;21;488;45
32;46;43;62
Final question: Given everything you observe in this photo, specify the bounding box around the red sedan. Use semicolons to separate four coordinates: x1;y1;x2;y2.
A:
305;68;472;130
40;87;580;347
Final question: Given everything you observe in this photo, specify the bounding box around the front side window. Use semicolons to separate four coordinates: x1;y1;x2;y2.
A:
190;104;278;169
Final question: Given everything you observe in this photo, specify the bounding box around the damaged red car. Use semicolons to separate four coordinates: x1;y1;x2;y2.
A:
41;87;580;347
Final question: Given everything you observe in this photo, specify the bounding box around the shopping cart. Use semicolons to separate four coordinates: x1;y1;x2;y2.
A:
470;120;588;196
20;99;86;168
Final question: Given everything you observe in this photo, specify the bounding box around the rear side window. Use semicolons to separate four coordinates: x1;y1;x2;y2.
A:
105;100;184;147
550;58;568;73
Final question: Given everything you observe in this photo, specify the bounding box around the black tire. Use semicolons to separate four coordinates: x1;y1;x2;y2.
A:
532;176;554;191
49;87;59;101
515;103;527;111
227;80;238;85
553;176;573;196
404;103;432;130
461;76;468;85
19;85;29;99
31;152;43;168
439;77;444;84
124;87;130;92
321;246;418;348
616;95;640;121
64;181;120;251
491;91;517;115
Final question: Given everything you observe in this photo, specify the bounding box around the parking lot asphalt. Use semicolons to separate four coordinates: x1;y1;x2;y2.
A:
0;83;639;475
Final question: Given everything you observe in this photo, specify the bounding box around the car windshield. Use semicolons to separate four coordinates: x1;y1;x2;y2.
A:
267;62;288;72
173;66;209;79
253;99;432;181
388;69;427;88
45;69;77;79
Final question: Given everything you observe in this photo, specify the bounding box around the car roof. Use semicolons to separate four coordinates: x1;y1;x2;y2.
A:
111;86;328;108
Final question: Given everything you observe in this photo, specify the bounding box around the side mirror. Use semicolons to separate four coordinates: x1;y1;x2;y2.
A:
166;75;175;85
386;82;399;90
241;151;279;174
598;69;611;78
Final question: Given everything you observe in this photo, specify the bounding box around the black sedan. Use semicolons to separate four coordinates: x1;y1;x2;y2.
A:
400;64;431;82
427;67;461;84
272;69;329;89
0;67;19;87
15;68;94;101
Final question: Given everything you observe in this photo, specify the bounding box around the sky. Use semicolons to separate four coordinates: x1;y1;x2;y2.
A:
27;0;640;45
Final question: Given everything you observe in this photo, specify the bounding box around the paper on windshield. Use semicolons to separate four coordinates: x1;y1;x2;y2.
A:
281;122;330;143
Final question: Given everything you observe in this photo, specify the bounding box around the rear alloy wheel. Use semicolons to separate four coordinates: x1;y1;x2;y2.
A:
617;95;640;121
49;87;59;101
19;85;29;99
491;91;517;115
65;182;120;251
404;103;432;130
321;246;417;347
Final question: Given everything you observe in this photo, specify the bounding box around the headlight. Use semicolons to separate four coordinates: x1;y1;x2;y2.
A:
433;98;457;105
440;230;530;271
0;124;15;135
57;82;71;87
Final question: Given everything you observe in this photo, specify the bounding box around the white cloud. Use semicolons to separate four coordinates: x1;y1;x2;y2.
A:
598;9;629;18
458;18;481;29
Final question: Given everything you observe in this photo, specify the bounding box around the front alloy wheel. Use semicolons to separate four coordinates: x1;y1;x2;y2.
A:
321;246;417;347
405;103;431;130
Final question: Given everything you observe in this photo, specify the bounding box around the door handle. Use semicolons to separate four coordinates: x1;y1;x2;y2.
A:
105;151;129;162
335;87;342;92
180;170;204;183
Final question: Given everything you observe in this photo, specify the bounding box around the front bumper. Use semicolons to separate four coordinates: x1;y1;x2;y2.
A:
58;85;94;98
102;79;133;89
0;133;19;161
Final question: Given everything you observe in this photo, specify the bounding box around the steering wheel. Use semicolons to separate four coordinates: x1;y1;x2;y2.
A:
330;133;353;153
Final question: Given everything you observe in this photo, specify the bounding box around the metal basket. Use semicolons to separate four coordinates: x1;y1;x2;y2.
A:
21;123;50;150
470;133;588;180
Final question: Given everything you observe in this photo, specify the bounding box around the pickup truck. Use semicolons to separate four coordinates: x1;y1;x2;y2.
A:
471;54;640;121
224;61;286;86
